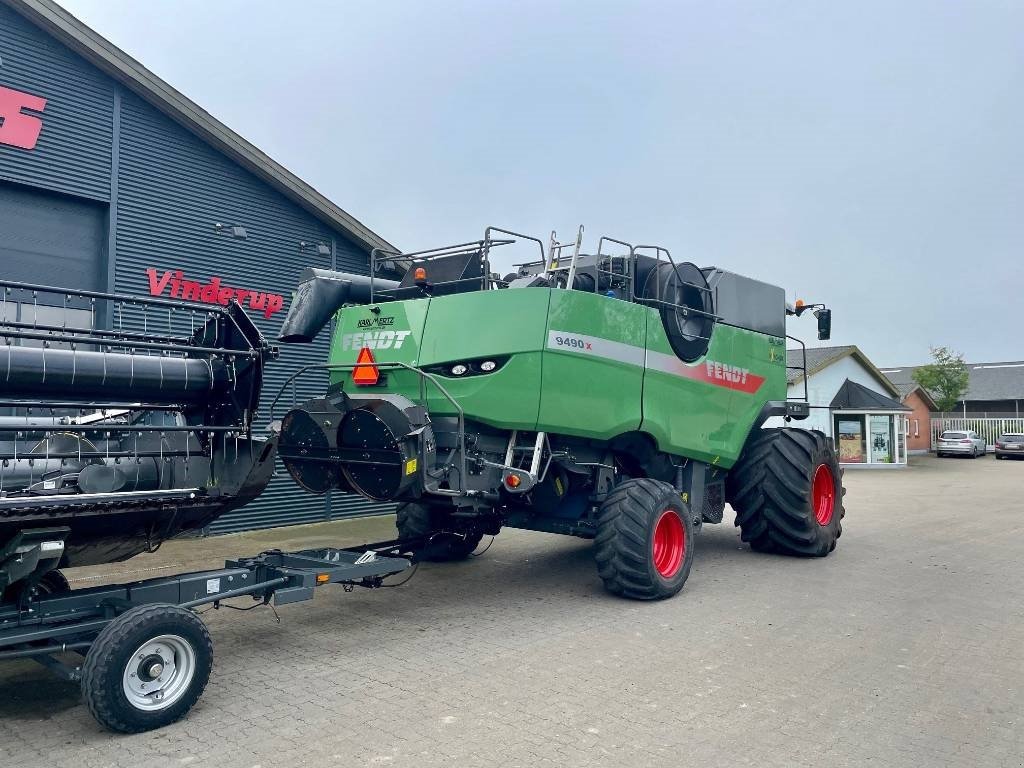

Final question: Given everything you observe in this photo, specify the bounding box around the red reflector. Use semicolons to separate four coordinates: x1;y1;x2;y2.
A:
352;347;380;385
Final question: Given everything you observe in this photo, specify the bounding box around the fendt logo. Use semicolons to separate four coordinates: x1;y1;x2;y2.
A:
705;360;751;386
341;330;412;351
146;268;285;318
0;84;46;150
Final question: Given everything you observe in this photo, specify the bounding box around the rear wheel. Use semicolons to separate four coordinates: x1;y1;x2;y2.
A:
726;428;844;557
396;502;483;562
594;478;695;600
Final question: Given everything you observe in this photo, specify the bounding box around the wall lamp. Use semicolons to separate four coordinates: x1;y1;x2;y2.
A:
214;222;248;239
299;241;331;257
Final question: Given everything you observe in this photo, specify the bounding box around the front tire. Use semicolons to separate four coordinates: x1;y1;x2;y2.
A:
726;428;845;557
81;604;212;733
396;502;483;562
594;478;695;600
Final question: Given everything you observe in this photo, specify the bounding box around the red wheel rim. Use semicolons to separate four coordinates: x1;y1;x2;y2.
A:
812;464;835;526
652;510;686;578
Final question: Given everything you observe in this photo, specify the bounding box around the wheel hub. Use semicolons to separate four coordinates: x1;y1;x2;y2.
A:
652;509;686;578
137;654;165;681
122;635;195;711
812;464;836;526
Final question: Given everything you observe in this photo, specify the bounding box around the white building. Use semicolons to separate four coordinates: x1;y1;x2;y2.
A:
768;345;911;468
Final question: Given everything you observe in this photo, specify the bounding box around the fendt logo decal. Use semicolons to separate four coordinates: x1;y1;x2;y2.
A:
146;268;285;318
548;329;765;394
341;330;412;351
675;358;765;394
0;84;47;150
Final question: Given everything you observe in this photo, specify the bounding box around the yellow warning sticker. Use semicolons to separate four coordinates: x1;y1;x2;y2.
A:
405;458;418;476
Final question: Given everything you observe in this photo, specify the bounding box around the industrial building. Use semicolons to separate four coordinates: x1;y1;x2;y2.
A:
0;0;396;531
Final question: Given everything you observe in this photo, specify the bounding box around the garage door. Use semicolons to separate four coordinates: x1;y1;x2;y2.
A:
0;182;106;290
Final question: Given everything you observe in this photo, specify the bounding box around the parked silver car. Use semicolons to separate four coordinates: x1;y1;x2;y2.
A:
995;433;1024;460
936;430;987;458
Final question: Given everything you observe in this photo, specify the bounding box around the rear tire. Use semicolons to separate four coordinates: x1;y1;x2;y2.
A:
396;502;483;562
726;428;844;557
594;478;695;600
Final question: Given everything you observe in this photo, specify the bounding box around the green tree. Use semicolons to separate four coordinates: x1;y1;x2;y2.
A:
913;346;969;412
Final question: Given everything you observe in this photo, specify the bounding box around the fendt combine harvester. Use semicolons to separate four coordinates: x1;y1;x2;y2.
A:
276;226;845;597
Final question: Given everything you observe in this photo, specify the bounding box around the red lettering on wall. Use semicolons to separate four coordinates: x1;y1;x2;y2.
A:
0;85;46;150
146;268;285;319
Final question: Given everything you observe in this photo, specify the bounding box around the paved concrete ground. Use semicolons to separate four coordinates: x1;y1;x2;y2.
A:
1;454;1021;767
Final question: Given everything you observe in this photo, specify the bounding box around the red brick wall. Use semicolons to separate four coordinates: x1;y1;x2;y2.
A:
903;390;932;452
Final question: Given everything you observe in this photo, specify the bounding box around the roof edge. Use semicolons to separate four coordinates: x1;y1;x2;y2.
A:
791;345;902;399
902;384;939;411
5;0;397;254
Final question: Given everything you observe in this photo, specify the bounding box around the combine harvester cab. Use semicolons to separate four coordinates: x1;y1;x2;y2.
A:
276;226;844;600
0;279;278;603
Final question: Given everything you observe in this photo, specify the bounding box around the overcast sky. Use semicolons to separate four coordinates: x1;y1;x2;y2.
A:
59;0;1023;365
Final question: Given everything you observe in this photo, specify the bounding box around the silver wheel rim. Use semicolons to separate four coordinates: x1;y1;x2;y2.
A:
121;634;196;711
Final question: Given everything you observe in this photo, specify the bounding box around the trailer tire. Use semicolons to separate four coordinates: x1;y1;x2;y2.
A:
594;478;695;600
726;428;845;557
396;502;483;562
81;604;213;734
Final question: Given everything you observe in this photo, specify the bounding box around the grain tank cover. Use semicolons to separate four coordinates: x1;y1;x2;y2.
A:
702;268;786;338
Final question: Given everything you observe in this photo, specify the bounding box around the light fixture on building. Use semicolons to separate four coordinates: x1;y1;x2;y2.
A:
299;241;331;257
214;222;248;239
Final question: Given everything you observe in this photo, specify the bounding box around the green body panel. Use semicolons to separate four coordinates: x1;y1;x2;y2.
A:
326;287;790;462
537;290;647;440
640;318;787;467
328;296;430;401
640;313;735;465
331;290;549;431
727;328;789;462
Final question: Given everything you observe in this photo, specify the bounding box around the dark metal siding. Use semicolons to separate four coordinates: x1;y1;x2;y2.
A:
114;90;387;533
0;182;105;290
0;2;112;201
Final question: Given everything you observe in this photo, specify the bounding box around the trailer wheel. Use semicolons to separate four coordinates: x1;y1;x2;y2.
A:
81;604;213;733
594;478;695;600
726;428;845;557
396;502;483;561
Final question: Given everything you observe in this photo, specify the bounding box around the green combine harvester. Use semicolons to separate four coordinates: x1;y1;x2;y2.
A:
276;226;844;600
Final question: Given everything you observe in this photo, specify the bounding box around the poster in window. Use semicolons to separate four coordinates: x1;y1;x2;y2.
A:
837;417;865;463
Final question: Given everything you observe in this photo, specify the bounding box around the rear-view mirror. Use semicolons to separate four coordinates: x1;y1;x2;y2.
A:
815;308;832;340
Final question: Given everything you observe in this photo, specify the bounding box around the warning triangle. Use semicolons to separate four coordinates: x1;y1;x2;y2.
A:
352;347;380;385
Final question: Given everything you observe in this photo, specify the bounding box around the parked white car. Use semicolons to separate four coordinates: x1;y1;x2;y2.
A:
936;430;987;458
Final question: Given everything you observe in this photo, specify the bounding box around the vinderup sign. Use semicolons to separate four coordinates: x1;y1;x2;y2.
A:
146;269;285;318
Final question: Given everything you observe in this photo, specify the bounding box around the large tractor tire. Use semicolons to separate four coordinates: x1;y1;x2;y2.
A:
594;478;695;600
396;502;483;562
726;428;844;556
